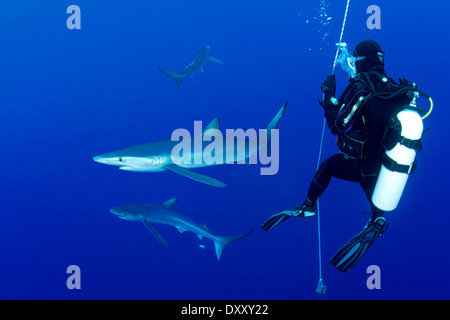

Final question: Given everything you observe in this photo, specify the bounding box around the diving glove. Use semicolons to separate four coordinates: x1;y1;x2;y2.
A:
321;74;336;100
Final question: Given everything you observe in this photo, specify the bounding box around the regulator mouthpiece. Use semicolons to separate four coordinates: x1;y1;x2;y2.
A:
336;42;365;79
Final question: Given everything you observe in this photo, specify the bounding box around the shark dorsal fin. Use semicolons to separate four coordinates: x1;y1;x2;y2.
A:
162;198;177;208
203;117;220;134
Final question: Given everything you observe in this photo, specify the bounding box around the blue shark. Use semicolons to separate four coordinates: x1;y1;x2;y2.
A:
159;45;224;89
93;103;287;188
110;198;253;260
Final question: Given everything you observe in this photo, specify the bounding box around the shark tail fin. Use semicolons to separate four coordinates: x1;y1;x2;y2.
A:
159;67;183;90
266;102;288;133
257;102;288;151
213;229;254;261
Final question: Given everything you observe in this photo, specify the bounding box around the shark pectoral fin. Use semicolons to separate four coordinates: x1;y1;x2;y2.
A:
196;234;204;240
176;226;186;234
164;163;226;188
184;62;195;71
119;166;134;171
142;221;168;247
209;56;225;65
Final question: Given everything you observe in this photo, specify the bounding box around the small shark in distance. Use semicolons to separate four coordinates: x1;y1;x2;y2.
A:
159;45;224;89
92;103;287;188
110;198;254;260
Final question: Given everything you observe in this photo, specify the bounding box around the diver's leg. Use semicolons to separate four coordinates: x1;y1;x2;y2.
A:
360;176;385;222
297;154;367;216
329;175;389;272
262;155;336;231
328;162;388;272
305;156;336;203
294;154;355;217
306;154;359;202
262;154;357;231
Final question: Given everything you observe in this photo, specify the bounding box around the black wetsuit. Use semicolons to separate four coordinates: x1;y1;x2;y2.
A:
306;67;403;218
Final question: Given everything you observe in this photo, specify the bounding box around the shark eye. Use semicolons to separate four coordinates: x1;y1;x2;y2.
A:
119;157;123;162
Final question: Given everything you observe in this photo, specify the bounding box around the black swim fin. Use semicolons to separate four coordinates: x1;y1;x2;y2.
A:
261;210;296;232
261;204;316;232
330;217;388;273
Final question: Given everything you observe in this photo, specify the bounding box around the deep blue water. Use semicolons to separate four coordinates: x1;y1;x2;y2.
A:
1;0;449;300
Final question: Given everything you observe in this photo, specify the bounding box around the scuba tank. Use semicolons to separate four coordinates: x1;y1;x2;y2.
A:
372;90;424;211
372;83;433;211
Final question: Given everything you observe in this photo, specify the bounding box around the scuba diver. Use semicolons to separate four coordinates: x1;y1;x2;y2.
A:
261;39;429;272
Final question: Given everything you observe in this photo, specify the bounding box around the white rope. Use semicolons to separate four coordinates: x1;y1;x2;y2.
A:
315;118;326;292
315;0;351;294
332;0;351;74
